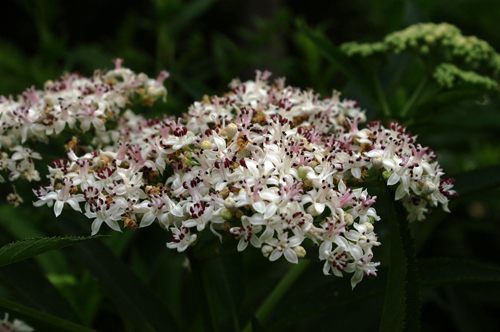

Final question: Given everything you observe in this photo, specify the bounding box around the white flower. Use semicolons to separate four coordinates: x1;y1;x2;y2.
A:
265;231;304;264
167;226;197;252
230;216;262;251
344;222;380;254
84;195;124;235
33;178;84;217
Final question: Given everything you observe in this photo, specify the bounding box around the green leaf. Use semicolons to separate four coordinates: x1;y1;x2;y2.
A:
415;82;493;115
56;215;179;332
0;261;81;324
450;165;500;196
0;296;98;332
379;190;421;332
0;235;105;268
0;204;70;274
418;258;500;287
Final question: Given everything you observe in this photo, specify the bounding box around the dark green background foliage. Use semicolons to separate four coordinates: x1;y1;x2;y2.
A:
1;0;500;331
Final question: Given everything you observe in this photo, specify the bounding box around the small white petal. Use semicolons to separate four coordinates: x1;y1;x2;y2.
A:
284;248;298;264
269;248;283;261
54;201;64;217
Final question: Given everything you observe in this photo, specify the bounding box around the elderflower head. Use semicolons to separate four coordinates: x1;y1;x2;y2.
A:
25;67;456;289
0;59;167;197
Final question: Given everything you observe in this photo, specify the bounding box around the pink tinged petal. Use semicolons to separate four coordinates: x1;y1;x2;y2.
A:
387;172;400;186
284;248;298;264
54;201;64;217
269;248;283;261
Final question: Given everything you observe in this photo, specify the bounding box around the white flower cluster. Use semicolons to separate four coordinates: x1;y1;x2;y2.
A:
2;64;457;288
0;58;168;184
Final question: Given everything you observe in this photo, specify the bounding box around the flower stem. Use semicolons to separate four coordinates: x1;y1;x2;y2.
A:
242;259;311;332
400;76;428;118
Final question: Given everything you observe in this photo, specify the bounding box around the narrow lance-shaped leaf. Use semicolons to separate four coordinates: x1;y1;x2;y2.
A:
0;235;106;268
379;189;421;332
0;296;99;332
56;215;179;332
0;261;81;324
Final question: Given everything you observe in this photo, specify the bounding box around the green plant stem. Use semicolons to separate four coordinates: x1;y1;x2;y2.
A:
242;259;311;332
400;76;428;118
372;72;391;118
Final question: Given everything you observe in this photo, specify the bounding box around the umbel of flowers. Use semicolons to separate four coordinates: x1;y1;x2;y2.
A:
0;60;457;289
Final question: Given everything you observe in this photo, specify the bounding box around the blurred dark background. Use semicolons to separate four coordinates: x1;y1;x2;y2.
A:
1;0;500;331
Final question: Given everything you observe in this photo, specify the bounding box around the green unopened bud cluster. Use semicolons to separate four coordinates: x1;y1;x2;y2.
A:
341;22;500;90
